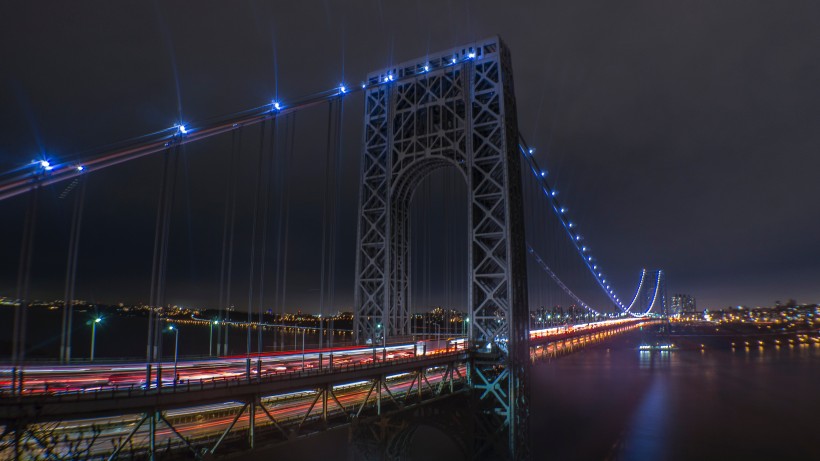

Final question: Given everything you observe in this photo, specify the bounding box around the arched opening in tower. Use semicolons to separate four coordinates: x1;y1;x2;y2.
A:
409;166;468;337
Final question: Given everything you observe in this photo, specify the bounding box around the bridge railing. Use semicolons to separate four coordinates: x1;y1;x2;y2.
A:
0;342;467;399
0;349;469;405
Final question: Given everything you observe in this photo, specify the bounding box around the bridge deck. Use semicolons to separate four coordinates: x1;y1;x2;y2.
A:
1;351;468;422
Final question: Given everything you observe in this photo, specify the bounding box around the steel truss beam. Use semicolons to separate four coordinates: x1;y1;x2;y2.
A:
354;36;530;459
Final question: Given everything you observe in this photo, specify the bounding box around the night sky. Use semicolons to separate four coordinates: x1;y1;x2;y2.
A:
1;1;819;312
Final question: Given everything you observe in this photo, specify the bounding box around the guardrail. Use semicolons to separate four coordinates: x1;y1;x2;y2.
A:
0;350;468;408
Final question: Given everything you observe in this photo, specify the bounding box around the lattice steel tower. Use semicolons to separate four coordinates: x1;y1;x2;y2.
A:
354;37;531;459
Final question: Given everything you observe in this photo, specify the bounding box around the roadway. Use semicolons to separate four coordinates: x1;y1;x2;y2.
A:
0;318;644;395
0;344;423;395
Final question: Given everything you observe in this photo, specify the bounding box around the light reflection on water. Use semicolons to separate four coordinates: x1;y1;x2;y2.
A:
531;330;820;460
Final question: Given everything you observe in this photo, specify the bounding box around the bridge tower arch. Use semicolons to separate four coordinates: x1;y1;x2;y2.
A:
354;36;530;459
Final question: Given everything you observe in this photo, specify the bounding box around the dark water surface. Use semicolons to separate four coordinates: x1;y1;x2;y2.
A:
529;329;820;460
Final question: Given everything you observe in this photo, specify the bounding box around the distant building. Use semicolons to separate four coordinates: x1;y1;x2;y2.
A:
671;294;696;316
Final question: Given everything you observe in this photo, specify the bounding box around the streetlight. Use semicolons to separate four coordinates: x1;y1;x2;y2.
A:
382;325;387;361
301;327;306;371
209;320;219;356
168;325;179;386
373;323;382;362
90;317;102;362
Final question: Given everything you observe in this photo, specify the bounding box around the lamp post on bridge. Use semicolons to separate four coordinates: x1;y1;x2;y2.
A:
293;326;306;371
209;319;218;357
89;317;102;362
372;322;382;362
168;325;179;387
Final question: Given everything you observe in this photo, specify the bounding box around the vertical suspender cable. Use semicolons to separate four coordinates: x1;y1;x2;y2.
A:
279;115;296;334
328;95;344;342
319;100;335;349
256;116;276;356
158;144;181;343
61;177;86;363
246;121;268;359
216;131;235;356
223;129;242;355
12;181;39;390
147;147;172;364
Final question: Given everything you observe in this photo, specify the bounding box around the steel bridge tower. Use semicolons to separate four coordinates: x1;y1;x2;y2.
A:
354;37;530;459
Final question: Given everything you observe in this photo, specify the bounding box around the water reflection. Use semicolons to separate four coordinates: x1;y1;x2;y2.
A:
531;330;820;460
620;377;669;460
638;350;672;369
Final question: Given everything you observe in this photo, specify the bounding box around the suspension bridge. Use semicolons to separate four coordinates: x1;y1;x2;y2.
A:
0;37;667;460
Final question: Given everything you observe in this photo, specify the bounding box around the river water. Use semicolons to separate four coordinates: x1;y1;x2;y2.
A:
528;326;820;460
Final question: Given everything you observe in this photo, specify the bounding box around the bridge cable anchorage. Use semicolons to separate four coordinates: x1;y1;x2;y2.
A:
517;137;646;317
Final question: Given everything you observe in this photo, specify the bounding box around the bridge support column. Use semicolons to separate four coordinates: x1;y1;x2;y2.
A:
148;411;156;461
248;400;255;449
377;379;382;416
322;384;329;424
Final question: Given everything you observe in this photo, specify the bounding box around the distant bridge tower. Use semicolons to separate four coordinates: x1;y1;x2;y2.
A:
354;37;531;459
640;270;667;315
